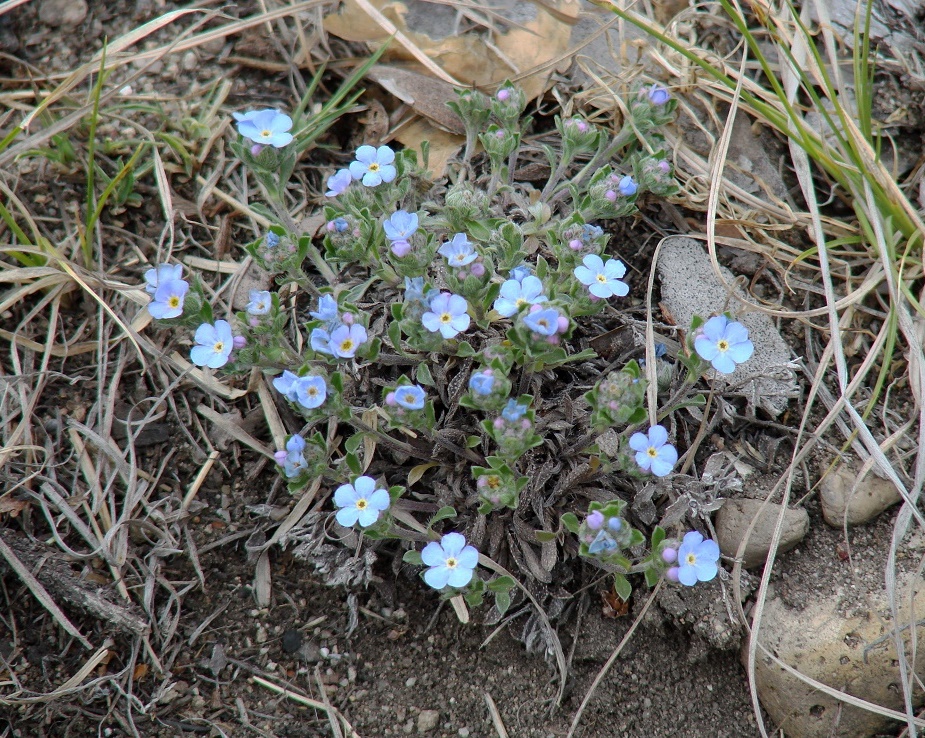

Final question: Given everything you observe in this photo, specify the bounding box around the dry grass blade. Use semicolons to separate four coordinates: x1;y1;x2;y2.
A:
484;691;511;738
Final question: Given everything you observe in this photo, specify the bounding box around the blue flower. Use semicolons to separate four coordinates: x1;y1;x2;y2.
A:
493;276;547;317
265;232;280;248
421;532;479;589
509;264;532;283
574;254;629;299
394;385;426;410
676;531;720;586
628;425;678;477
334;476;390;528
648;85;671;105
501;399;527;422
329;323;367;359
325;168;352;197
246;290;272;315
294;375;327;409
282;435;308;478
404;276;426;304
422;293;470;339
144;263;183;294
190;320;234;368
349;145;396;187
384;210;419;242
582;224;604;241
310;327;334;356
523;307;561;336
616;175;637;197
329;218;349;233
309;294;339;324
469;370;495;396
273;370;301;401
694;316;754;374
438;233;477;267
233;109;294;148
148;279;189;319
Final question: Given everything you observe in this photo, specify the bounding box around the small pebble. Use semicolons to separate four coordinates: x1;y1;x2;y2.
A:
39;0;87;27
281;629;302;654
417;710;439;733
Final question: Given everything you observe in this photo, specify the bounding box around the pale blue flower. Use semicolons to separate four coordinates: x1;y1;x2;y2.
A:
246;290;272;315
617;175;637;197
421;532;479;589
509;264;532;283
349;145;396;187
329;323;367;359
144;263;183;294
629;425;678;477
469;370;495;396
438;233;477;267
676;531;720;586
190;320;234;368
384;210;419;242
283;435;307;478
273;370;301;401
394;385;426;410
404;276;426;304
523;307;560;336
309;294;339;324
694;316;754;374
310;327;334;356
325;168;352;197
334;476;390;527
265;232;280;248
234;109;293;148
501;399;527;422
574;254;629;299
148;279;189;319
648;85;671;105
294;375;327;409
493;276;547;317
422;293;470;339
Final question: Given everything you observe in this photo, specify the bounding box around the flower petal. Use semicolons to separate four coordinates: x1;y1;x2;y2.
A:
440;532;466;558
421;542;445;567
369;488;391;512
457;545;478;569
628;433;649;452
446;567;474;588
336;507;360;527
424;566;450;589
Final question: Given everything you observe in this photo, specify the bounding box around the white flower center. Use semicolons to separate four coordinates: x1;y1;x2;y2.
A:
440;312;452;324
368;163;380;172
445;557;458;569
686;553;697;565
356;498;368;510
340;340;354;353
596;274;607;283
717;339;729;352
260;129;271;138
647;447;658;458
213;341;224;353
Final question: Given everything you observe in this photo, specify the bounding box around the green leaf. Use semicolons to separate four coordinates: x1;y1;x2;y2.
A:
416;363;435;386
455;341;476;357
487;575;515;593
428;506;457;528
403;550;423;566
345;433;364;454
560;512;580;534
345;452;362;476
651;526;666;549
495;590;511;616
613;574;632;602
534;531;558;543
644;567;660;588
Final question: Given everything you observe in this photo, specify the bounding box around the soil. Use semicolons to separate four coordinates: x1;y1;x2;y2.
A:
1;1;922;737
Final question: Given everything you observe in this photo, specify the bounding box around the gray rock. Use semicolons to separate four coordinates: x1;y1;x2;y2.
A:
416;709;440;733
820;463;902;527
38;0;87;27
715;499;809;569
752;569;925;738
657;237;800;415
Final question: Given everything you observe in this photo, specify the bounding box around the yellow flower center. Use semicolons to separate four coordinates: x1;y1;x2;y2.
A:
537;319;549;330
440;312;452;324
486;475;501;490
340;339;354;353
515;298;527;307
261;129;272;138
307;386;318;397
213;341;224;353
356;498;368;510
168;296;180;308
717;340;729;352
686;553;697;565
368;162;380;172
596;274;607;283
647;447;658;458
445;557;458;569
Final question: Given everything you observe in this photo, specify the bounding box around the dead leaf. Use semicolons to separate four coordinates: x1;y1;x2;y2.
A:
395;118;463;180
367;65;465;135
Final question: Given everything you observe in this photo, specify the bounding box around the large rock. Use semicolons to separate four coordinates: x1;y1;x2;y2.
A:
657;237;800;415
715;499;809;569
820;463;902;527
752;563;925;736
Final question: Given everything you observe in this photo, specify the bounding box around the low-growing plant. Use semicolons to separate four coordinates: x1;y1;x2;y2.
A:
143;82;756;616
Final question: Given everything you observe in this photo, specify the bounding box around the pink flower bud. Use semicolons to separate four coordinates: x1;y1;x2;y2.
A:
470;262;485;277
249;318;259;327
604;190;617;203
661;547;678;564
341;313;354;325
658;160;671;173
521;419;531;430
385;392;397;406
608;400;619;410
556;316;569;333
477;477;487;488
273;450;288;464
546;335;560;345
529;303;542;313
493;418;505;430
391;240;411;257
251;144;265;156
586;510;604;530
569;238;583;251
497;88;511;101
233;335;246;349
326;221;336;232
666;567;680;583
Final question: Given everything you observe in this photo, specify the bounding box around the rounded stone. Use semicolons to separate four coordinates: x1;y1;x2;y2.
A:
281;629;302;654
39;0;87;27
820;463;901;527
715;498;809;568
